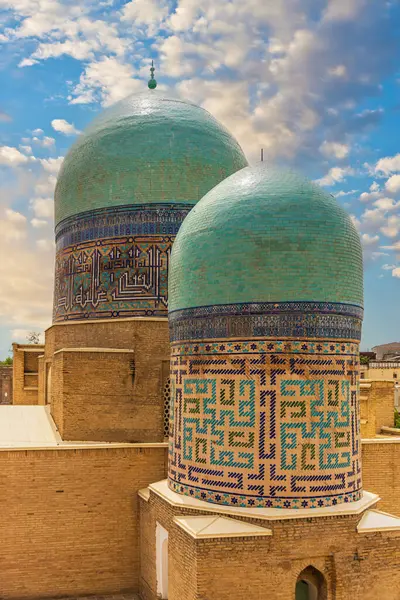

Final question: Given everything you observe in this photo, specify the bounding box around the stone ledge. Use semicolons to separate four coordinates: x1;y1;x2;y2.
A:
174;515;273;539
149;480;379;522
53;347;135;355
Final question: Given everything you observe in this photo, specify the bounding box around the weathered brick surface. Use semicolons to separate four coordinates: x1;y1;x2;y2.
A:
140;489;400;600
45;319;170;442
0;445;167;599
51;349;163;442
0;365;12;404
12;344;44;405
362;439;400;515
360;380;395;437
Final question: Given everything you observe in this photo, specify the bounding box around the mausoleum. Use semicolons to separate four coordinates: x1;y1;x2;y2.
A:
4;68;400;600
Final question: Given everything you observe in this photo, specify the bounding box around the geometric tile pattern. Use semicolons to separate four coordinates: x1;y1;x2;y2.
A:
53;204;192;322
169;302;363;341
168;338;362;509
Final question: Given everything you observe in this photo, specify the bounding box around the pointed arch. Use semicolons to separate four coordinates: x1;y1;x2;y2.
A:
295;565;328;600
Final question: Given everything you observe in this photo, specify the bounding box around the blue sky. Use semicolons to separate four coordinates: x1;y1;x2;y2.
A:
0;0;399;357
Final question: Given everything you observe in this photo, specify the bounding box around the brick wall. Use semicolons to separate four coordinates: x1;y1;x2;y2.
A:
140;487;400;600
12;344;44;405
0;444;167;599
362;439;400;516
45;319;170;443
0;366;12;404
360;380;395;437
51;349;163;442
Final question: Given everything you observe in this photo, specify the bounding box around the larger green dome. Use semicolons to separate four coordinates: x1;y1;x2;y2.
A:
54;91;248;225
169;163;363;312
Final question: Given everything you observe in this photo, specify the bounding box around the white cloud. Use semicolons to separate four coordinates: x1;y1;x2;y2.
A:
373;197;400;211
335;189;358;197
320;141;349;159
51;118;81;135
316;166;354;187
30;197;54;219
19;144;33;155
121;0;169;34
0;146;30;166
39;156;64;174
0;209;27;242
361;233;379;246
328;64;347;78
32;128;44;136
32;135;55;148
382;263;397;270
36;238;54;251
324;0;367;22
381;215;400;239
31;218;48;228
70;57;142;107
375;153;400;176
385;174;400;195
393;268;400;278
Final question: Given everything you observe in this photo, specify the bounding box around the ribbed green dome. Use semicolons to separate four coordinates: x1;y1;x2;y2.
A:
169;164;363;312
54;91;248;225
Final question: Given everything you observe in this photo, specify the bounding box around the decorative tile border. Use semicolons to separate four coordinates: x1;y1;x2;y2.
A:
168;479;363;509
169;302;363;342
55;203;194;251
171;338;360;356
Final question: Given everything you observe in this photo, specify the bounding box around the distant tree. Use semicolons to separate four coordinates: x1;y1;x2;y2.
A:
360;355;370;365
26;331;41;345
0;356;12;366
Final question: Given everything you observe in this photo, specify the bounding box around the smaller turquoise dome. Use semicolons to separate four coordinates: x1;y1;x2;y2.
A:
169;164;363;312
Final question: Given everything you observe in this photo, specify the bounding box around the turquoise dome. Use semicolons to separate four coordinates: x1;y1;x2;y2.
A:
169;164;364;312
54;90;248;225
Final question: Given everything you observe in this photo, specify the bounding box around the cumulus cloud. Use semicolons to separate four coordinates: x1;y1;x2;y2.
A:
316;166;354;187
375;153;400;176
0;146;31;166
32;135;55;148
51;118;81;135
319;141;350;159
30;197;54;219
385;174;400;194
69;57;142;106
121;0;169;34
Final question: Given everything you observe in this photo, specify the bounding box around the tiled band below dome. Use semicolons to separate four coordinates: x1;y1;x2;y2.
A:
53;204;193;322
168;328;362;509
169;301;363;342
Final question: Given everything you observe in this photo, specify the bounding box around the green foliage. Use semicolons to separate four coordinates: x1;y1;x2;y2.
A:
395;409;400;429
360;355;370;365
0;356;12;366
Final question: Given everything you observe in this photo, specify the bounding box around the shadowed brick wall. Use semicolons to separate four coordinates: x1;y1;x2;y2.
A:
45;319;170;442
0;366;12;404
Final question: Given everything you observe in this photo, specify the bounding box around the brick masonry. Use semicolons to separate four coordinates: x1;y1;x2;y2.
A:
0;445;167;599
360;380;395;437
362;439;400;516
45;319;170;442
0;365;12;404
12;344;44;405
140;487;400;600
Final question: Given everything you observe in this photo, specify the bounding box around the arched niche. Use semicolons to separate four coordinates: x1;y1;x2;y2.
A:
156;522;168;599
295;565;328;600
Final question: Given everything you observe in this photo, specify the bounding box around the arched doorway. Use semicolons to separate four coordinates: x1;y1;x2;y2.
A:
295;566;327;600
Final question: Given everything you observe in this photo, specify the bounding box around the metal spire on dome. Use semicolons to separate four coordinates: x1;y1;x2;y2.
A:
148;60;157;89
